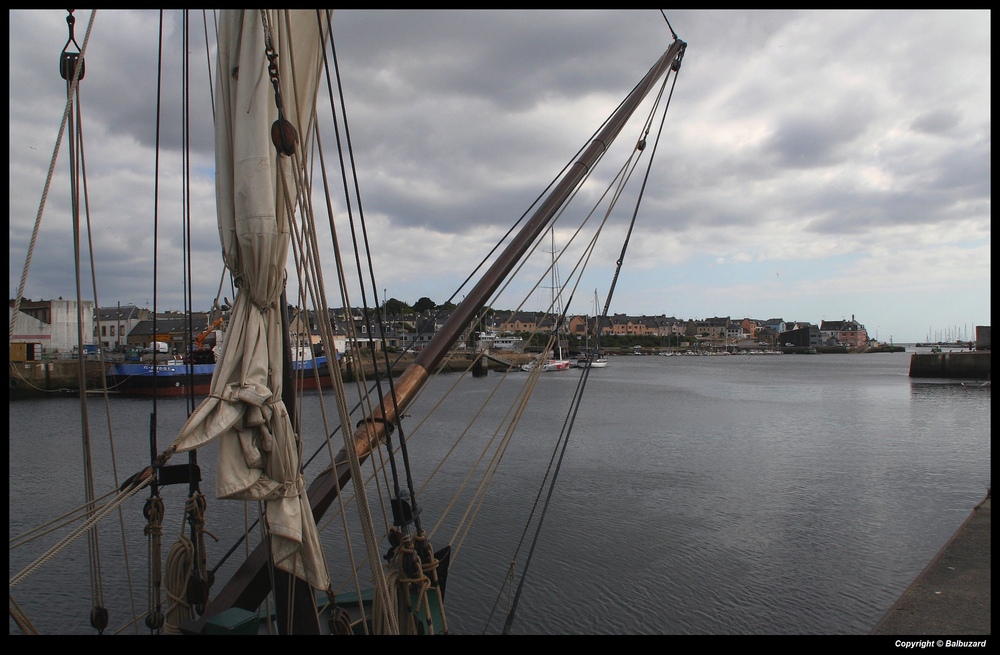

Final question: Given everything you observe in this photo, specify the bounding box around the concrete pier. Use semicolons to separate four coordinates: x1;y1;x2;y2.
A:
871;492;991;636
909;351;991;380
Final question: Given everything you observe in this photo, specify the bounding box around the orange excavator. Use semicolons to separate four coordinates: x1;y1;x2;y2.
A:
189;317;224;363
195;317;224;350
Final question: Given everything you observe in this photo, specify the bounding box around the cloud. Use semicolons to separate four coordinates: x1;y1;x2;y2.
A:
8;10;991;342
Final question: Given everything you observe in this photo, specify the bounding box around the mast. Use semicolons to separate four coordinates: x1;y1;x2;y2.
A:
374;37;685;405
549;228;564;362
593;289;600;355
183;35;686;631
413;38;685;375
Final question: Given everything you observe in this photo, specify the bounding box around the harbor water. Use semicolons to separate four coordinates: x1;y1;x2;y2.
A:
9;349;991;635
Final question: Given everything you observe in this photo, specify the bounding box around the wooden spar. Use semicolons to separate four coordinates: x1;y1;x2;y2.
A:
353;36;686;435
415;38;685;376
180;36;686;633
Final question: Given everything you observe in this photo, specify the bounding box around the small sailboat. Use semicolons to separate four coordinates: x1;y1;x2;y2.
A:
521;229;574;373
522;355;573;373
576;290;609;369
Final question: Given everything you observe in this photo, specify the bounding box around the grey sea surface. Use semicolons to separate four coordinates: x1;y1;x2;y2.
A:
9;349;991;635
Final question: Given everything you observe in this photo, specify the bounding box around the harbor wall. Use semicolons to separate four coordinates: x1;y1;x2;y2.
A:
908;351;991;380
975;325;990;350
9;353;525;397
871;492;991;636
9;360;106;398
12;352;993;394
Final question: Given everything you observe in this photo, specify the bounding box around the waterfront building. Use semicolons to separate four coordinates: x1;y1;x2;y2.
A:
9;298;94;356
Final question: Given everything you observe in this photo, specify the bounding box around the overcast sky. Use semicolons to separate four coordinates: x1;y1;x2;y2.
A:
9;10;990;343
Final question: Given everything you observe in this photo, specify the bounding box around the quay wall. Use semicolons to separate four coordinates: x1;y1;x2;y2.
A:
871;492;990;636
908;351;991;380
9;360;106;398
9;353;529;398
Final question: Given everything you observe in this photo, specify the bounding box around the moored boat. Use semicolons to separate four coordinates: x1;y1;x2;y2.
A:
575;353;609;369
522;356;573;372
106;353;340;397
575;291;609;369
106;360;216;397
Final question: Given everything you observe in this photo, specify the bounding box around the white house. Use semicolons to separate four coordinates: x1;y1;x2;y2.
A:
10;298;95;355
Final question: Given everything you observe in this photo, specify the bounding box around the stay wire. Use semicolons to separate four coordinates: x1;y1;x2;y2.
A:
602;41;684;321
321;10;423;534
500;39;685;636
660;9;679;41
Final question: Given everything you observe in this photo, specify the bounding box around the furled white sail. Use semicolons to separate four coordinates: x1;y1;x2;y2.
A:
172;9;329;591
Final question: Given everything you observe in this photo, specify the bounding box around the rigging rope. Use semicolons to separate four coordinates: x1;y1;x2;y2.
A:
9;10;95;343
265;9;399;632
57;9;111;632
145;496;166;632
499;38;686;635
10;11;147;633
163;492;212;632
9;473;154;589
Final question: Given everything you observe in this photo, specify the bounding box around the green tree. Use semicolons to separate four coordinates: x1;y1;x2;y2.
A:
385;297;412;315
413;297;437;313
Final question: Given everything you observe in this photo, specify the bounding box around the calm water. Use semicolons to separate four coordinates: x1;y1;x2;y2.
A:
9;350;991;635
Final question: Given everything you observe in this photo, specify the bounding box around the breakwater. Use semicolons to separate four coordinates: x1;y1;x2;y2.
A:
908;351;991;380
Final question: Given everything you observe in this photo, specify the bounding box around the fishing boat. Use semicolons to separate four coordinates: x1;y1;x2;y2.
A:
106;359;217;397
490;336;525;352
9;9;686;635
105;351;341;397
474;332;525;353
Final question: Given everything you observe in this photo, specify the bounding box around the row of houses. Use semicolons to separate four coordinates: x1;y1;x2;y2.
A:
9;297;871;360
488;311;870;349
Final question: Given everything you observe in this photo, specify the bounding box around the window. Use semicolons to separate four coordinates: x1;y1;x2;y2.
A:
110;325;116;337
101;325;107;336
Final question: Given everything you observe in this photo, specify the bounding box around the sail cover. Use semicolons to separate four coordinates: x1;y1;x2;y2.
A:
172;10;329;590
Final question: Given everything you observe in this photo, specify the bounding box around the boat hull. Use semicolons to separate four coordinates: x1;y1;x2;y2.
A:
107;356;340;397
521;358;573;372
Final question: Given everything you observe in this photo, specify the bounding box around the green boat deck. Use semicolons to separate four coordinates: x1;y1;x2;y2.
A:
203;585;447;635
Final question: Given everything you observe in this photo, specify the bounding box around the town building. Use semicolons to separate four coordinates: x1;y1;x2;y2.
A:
11;294;886;359
95;304;152;352
9;298;94;356
820;316;869;348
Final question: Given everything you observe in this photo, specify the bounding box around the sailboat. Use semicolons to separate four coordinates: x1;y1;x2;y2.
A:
9;9;686;635
520;230;574;373
576;290;609;369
